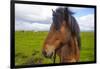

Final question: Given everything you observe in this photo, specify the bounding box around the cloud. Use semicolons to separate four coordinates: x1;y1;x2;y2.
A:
15;4;57;31
76;14;94;31
15;22;51;31
15;4;58;23
15;4;94;32
15;14;94;31
69;7;86;12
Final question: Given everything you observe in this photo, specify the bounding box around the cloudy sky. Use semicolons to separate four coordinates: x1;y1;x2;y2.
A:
15;3;95;31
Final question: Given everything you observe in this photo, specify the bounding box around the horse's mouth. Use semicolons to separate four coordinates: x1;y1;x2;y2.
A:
46;52;53;58
42;50;53;58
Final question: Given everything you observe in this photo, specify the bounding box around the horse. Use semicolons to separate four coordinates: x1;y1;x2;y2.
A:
42;7;81;63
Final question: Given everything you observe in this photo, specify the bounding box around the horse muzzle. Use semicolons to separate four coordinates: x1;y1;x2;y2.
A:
42;50;53;58
42;44;56;58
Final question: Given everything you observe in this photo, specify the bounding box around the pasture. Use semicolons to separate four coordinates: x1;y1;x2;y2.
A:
15;31;95;66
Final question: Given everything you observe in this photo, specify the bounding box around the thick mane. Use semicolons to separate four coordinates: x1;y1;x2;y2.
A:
52;7;74;30
55;7;74;15
52;7;81;49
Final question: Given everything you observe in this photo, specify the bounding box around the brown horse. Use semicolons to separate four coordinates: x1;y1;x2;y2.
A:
42;7;81;63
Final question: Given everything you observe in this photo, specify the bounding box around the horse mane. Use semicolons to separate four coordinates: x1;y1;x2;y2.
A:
52;7;81;49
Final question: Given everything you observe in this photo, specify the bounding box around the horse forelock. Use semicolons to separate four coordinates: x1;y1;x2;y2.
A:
52;7;74;30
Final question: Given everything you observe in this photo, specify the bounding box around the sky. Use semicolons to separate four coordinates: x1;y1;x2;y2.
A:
15;3;95;32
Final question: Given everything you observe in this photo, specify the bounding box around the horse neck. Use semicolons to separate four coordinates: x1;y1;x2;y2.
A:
58;36;80;62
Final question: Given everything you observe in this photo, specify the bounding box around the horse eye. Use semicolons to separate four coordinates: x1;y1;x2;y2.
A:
57;30;61;32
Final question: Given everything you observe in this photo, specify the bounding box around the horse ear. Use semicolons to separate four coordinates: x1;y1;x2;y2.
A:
52;9;55;15
63;8;66;19
52;9;54;12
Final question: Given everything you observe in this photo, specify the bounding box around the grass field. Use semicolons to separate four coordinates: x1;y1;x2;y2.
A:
15;31;95;66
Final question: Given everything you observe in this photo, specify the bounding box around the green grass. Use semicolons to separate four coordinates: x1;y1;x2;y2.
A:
80;32;94;62
15;31;95;66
